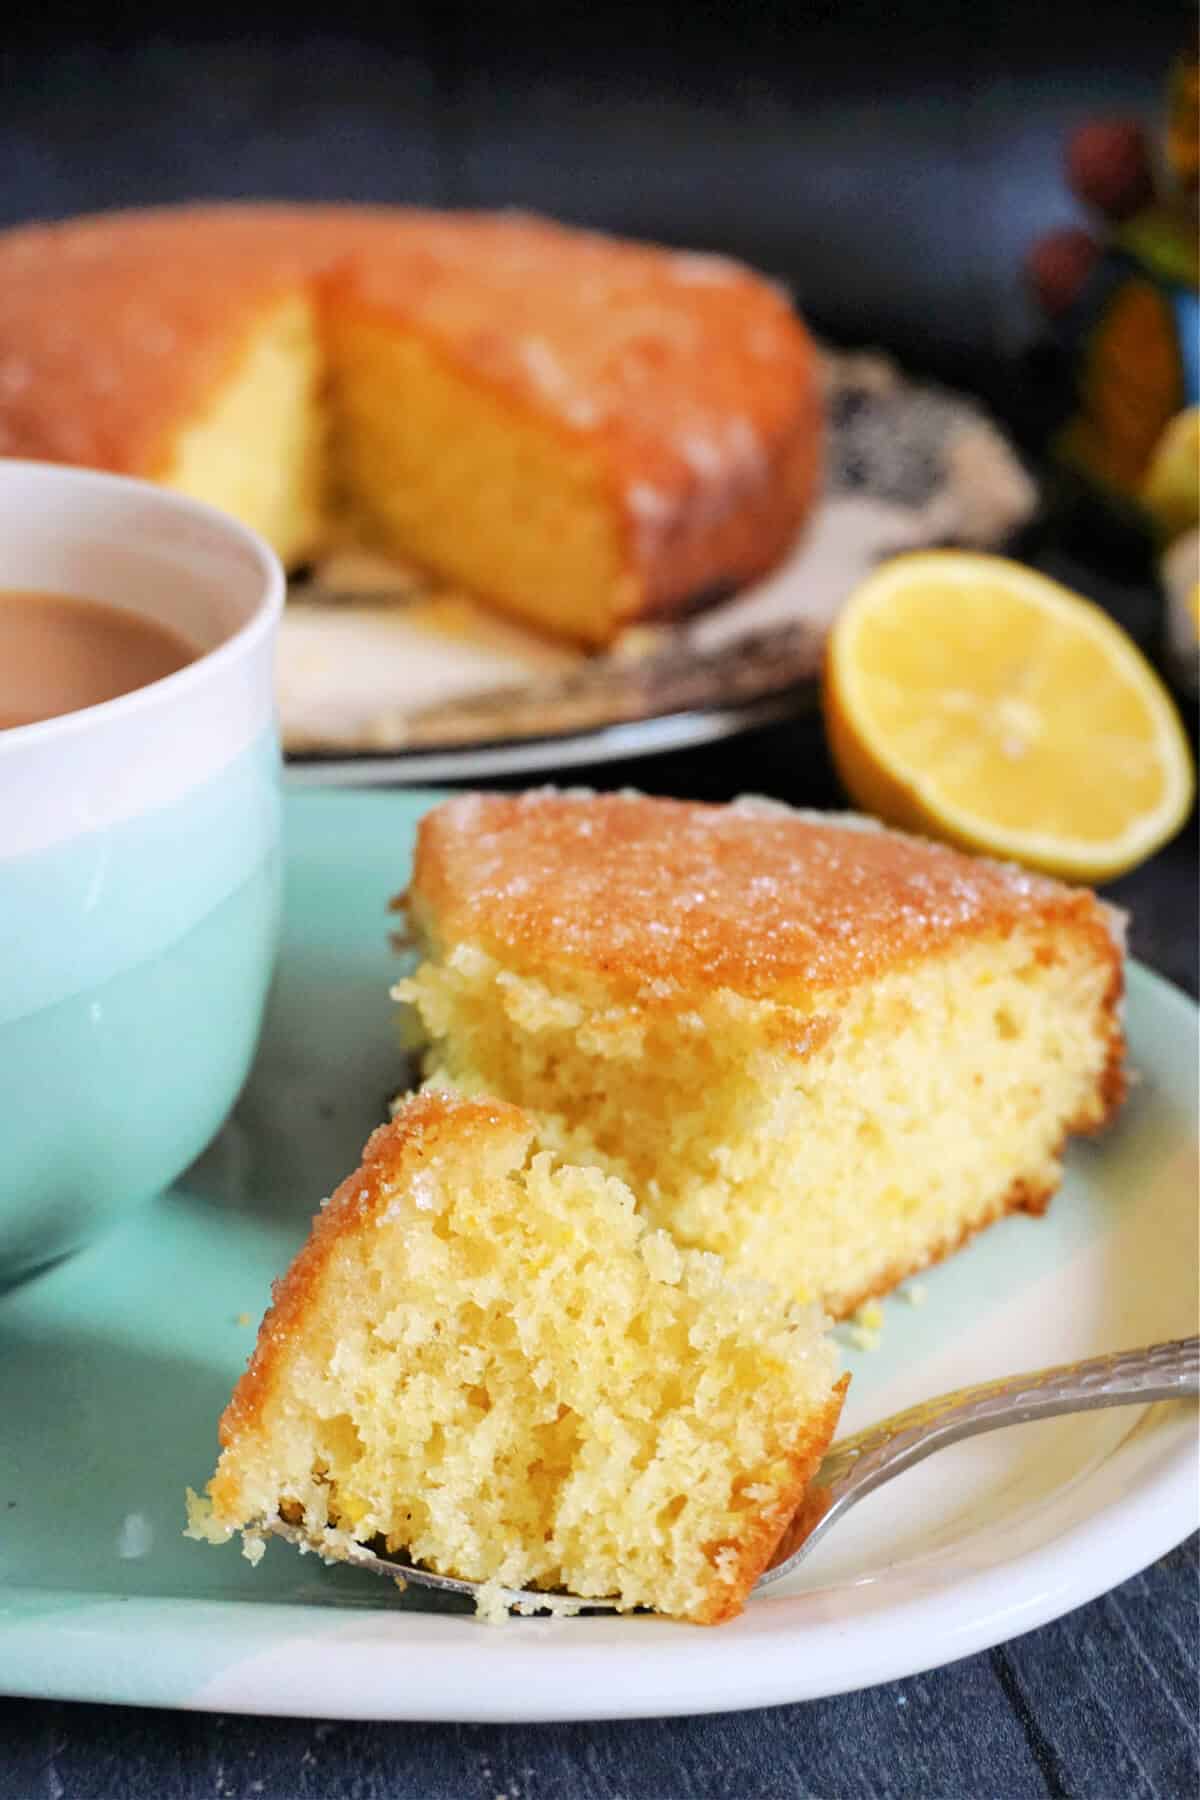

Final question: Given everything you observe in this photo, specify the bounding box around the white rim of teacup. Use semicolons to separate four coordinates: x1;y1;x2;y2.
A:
0;459;285;751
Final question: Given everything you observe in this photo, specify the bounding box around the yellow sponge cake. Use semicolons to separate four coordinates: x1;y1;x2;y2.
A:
192;1091;845;1624
0;206;822;645
397;791;1126;1319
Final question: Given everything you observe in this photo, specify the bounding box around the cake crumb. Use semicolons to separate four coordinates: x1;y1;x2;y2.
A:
241;1531;266;1567
183;1488;233;1545
903;1282;929;1307
476;1580;513;1625
845;1299;885;1351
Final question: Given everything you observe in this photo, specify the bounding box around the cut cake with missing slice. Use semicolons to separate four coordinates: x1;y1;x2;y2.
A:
397;791;1126;1319
191;1091;845;1625
0;206;821;644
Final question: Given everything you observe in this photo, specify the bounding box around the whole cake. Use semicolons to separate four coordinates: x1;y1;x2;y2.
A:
191;1090;845;1624
0;205;822;645
397;790;1126;1319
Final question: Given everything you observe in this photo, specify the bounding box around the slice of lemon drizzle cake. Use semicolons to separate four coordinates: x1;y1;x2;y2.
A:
395;790;1126;1320
189;1091;845;1624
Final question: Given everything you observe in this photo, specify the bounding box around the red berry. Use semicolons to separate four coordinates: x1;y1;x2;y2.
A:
1067;120;1155;220
1026;228;1100;317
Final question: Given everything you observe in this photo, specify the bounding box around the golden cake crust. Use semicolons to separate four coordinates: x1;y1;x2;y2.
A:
0;205;345;476
404;790;1126;1006
0;204;820;623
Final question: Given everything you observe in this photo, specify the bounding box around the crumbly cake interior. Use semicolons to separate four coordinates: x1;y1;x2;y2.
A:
400;927;1119;1318
197;1095;843;1624
329;317;633;645
398;792;1124;1319
162;293;328;567
159;295;636;643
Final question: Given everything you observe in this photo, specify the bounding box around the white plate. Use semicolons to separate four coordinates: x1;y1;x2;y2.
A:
1;790;1195;1721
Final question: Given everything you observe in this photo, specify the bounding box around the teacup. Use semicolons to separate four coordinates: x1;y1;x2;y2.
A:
0;462;284;1283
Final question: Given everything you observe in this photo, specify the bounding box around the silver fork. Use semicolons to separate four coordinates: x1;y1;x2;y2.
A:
270;1336;1199;1612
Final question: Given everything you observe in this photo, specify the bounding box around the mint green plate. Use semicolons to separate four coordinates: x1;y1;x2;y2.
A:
1;791;1196;1722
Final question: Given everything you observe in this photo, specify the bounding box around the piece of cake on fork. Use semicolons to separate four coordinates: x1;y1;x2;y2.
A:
190;1091;845;1624
396;790;1126;1320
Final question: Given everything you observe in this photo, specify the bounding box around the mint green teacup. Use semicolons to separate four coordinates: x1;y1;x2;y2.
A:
0;462;284;1283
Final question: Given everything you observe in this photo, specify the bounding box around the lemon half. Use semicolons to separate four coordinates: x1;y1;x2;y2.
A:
825;551;1195;881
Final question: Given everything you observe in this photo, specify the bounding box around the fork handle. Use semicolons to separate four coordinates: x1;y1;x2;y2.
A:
765;1336;1199;1578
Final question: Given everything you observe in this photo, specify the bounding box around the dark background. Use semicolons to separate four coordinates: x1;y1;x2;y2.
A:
2;4;1196;1795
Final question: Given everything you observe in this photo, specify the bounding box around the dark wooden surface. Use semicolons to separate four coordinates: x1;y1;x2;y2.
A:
3;5;1198;1791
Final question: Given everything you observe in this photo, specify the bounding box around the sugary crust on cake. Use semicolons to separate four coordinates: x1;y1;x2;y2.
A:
0;205;346;476
405;790;1126;1006
212;1089;535;1500
0;204;820;619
